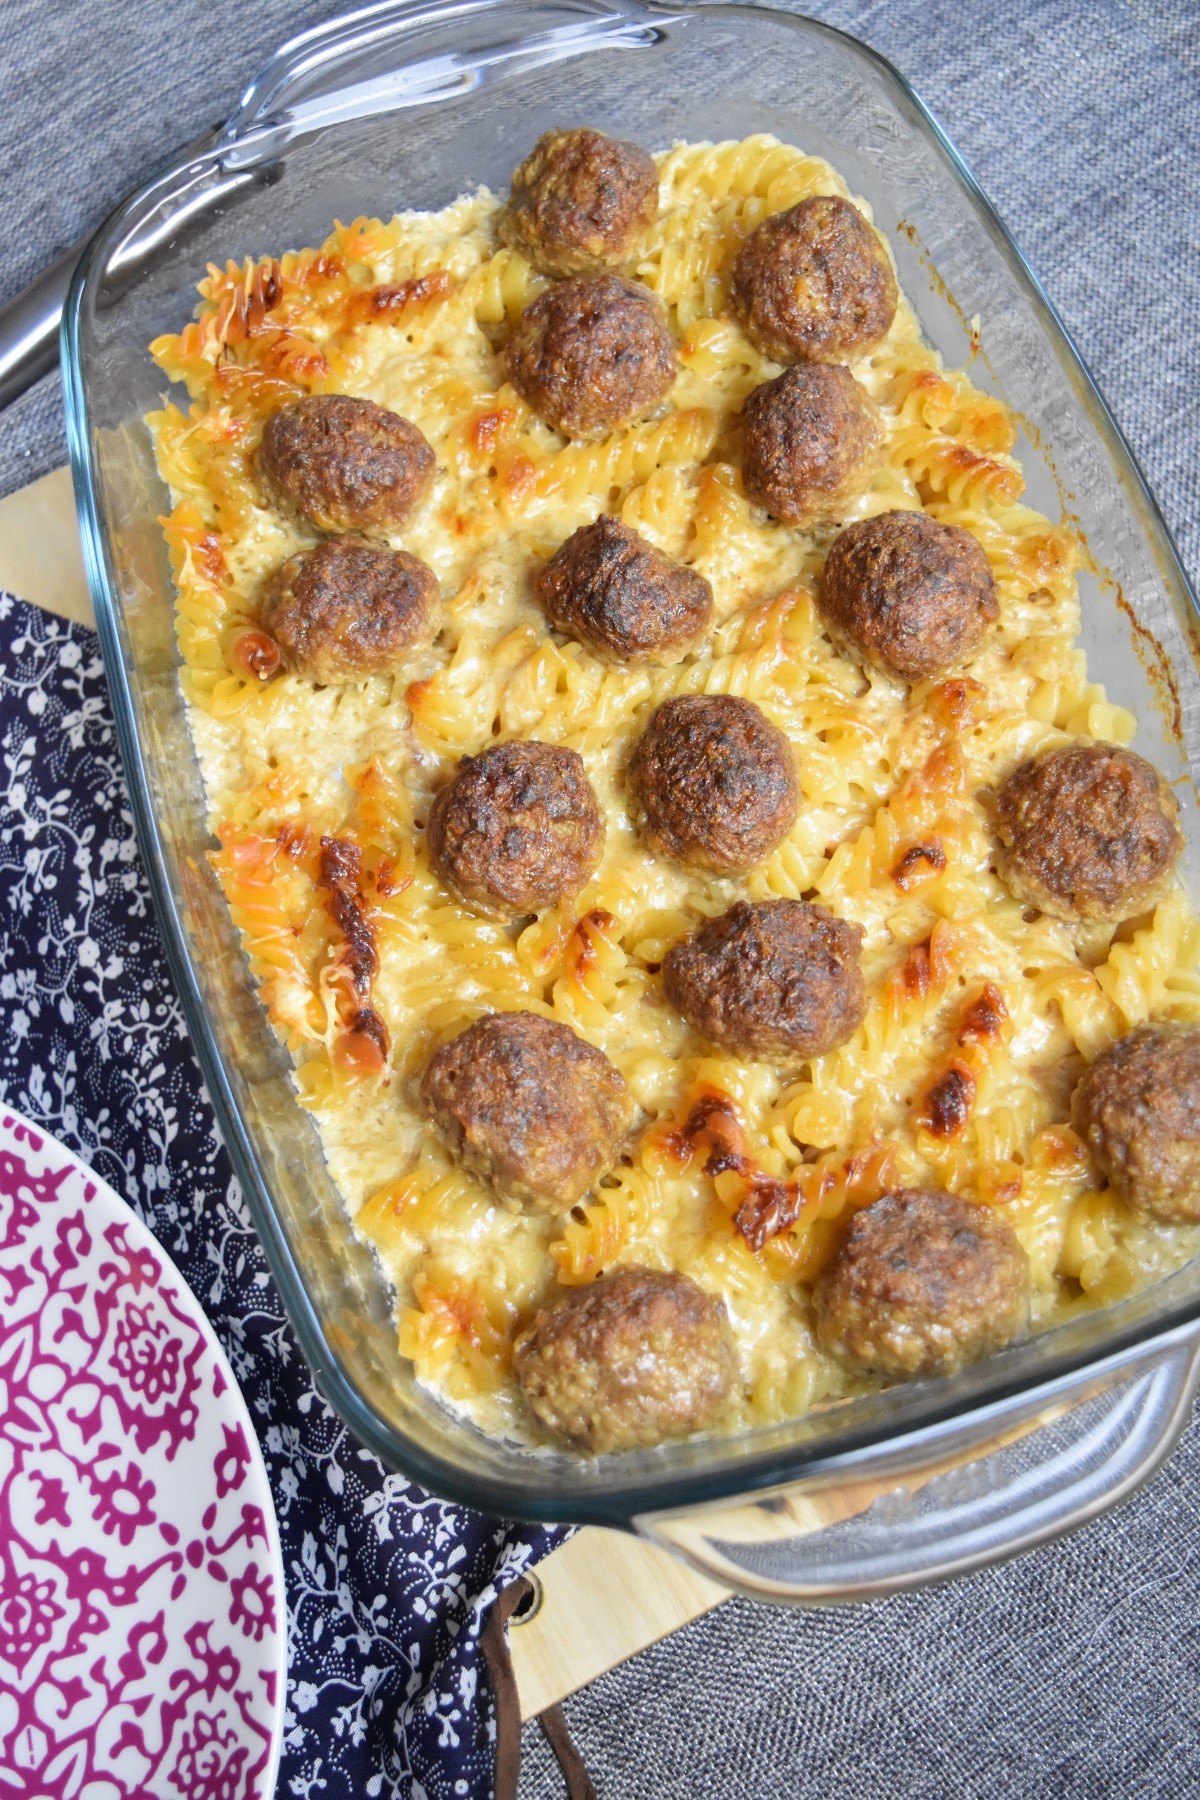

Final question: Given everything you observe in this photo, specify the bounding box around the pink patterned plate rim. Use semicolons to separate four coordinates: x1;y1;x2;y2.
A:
0;1105;286;1800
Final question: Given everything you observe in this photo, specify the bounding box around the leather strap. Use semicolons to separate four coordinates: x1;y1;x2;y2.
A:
484;1577;599;1800
537;1701;599;1800
482;1578;529;1800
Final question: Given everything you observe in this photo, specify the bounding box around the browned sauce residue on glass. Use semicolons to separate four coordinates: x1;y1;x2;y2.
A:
1114;583;1184;746
893;839;946;890
895;221;985;366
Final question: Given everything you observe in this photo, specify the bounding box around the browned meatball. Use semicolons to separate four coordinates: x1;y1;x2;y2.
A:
513;1266;735;1451
498;128;659;278
731;195;899;365
819;509;998;682
261;536;439;684
1072;1024;1200;1222
421;1011;632;1212
258;394;435;534
426;741;605;918
537;515;713;665
814;1188;1030;1379
506;275;676;440
627;694;799;875
741;364;881;527
995;742;1182;923
662;899;865;1059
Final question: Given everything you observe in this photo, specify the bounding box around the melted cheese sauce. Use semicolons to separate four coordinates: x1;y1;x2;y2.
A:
149;136;1200;1446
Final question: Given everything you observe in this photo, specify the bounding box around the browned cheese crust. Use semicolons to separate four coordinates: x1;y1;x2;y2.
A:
498;128;659;278
741;363;881;527
513;1266;736;1451
995;742;1183;923
426;740;605;918
258;394;435;534
819;509;999;682
261;536;439;684
814;1187;1030;1379
536;514;713;665
1072;1024;1200;1223
505;274;676;440
627;693;800;875
662;899;866;1058
420;1010;633;1212
731;194;899;364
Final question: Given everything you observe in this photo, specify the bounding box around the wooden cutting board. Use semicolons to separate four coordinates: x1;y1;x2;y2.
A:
0;467;94;625
0;462;730;1718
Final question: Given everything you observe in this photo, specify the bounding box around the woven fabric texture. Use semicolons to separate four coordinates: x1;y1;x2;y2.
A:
1;0;1198;1795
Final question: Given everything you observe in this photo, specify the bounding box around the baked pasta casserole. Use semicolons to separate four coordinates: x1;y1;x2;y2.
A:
148;130;1200;1454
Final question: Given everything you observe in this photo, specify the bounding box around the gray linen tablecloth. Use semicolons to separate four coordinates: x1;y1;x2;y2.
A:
3;1;1198;1794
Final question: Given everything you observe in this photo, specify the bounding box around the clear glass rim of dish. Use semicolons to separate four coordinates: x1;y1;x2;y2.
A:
60;0;1200;1527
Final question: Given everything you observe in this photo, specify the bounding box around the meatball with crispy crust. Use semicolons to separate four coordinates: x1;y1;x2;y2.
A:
663;900;865;1059
261;537;439;685
815;1188;1030;1379
498;128;659;278
426;741;605;918
537;515;713;665
995;742;1182;923
506;274;676;440
258;394;435;534
421;1011;632;1212
741;363;881;527
627;694;799;875
1072;1024;1200;1223
731;194;899;365
513;1267;736;1451
819;509;998;682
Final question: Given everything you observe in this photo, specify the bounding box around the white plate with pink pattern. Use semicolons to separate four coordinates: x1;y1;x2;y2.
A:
0;1106;285;1800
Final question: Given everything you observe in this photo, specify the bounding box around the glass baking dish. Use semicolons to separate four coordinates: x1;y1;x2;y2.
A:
63;0;1200;1602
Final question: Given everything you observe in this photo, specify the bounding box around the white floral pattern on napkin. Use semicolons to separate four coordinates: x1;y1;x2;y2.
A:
0;595;564;1800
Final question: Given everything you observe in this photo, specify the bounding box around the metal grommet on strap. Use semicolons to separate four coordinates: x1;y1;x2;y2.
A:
509;1569;544;1625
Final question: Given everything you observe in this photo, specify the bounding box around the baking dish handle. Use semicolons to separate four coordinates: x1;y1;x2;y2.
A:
634;1327;1200;1604
2;0;675;411
219;0;681;165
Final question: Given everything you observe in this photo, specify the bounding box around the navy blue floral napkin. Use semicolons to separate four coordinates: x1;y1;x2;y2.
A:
0;592;566;1799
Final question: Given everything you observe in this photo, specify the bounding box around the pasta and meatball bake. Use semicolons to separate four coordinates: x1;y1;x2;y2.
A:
148;128;1200;1455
